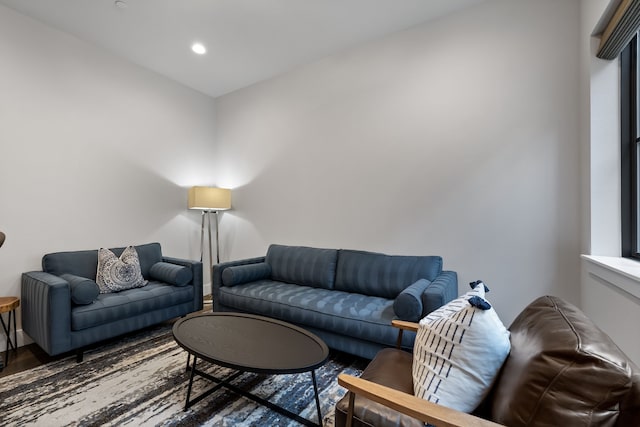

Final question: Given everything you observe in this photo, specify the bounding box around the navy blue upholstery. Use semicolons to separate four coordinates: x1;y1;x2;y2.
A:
22;243;202;356
422;271;458;315
212;256;265;305
42;250;100;281
335;250;442;298
266;244;338;289
218;282;415;349
222;262;271;287
149;262;193;286
21;272;73;356
213;244;457;359
60;273;100;305
72;282;193;330
393;278;431;322
70;302;195;350
42;242;163;280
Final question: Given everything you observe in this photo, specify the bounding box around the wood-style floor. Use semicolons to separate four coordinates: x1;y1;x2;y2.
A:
0;299;213;379
0;342;58;378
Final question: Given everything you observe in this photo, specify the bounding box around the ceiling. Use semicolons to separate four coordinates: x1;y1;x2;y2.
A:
0;0;484;98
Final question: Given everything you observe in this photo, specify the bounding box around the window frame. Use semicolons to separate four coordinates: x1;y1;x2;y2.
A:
622;33;639;259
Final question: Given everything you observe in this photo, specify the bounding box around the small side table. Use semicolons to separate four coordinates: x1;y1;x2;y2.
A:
0;297;19;371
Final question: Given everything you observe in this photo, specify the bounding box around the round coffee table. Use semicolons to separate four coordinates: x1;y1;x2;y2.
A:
173;312;329;426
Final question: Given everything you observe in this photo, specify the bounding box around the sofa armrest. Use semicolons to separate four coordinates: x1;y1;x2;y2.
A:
337;374;502;427
422;270;457;316
21;271;73;356
212;256;266;311
162;256;203;312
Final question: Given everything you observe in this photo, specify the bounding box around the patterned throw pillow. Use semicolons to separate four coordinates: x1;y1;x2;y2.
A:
96;246;148;293
412;281;510;413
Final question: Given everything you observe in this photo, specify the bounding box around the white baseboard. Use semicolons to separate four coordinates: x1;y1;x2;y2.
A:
0;329;33;350
203;281;212;297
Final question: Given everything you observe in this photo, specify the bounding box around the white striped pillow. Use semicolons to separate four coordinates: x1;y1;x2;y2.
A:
412;281;510;412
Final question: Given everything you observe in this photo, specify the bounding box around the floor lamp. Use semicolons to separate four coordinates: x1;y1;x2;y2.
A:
188;187;231;303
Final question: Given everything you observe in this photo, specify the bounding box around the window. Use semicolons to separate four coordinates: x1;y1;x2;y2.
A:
622;33;640;259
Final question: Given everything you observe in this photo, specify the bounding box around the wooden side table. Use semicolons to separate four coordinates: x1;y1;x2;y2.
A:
0;297;19;371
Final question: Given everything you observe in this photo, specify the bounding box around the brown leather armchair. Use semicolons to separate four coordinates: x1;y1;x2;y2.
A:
336;296;640;427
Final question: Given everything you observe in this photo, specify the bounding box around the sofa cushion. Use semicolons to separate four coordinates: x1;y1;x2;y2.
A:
265;244;338;290
218;281;414;349
96;246;148;293
413;281;510;413
42;242;163;280
491;295;640;426
335;250;442;299
393;278;431;321
149;262;193;286
222;262;271;287
71;282;194;331
60;273;100;305
43;249;100;279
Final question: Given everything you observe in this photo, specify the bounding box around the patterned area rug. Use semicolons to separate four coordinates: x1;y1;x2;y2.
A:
0;322;367;426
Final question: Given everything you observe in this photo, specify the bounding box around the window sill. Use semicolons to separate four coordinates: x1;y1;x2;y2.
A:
581;255;640;299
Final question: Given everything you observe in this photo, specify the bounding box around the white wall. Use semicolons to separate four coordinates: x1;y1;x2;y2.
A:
215;0;582;325
0;4;217;344
580;0;640;364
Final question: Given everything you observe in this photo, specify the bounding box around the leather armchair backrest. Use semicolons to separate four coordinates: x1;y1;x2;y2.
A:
490;296;640;426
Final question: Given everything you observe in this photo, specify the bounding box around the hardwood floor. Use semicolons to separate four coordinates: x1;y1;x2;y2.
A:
0;299;213;378
0;343;59;378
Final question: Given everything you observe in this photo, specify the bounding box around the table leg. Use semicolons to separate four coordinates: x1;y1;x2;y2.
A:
3;312;8;368
312;370;323;427
181;358;324;426
0;309;15;368
0;313;4;371
6;309;10;368
13;310;17;355
185;355;198;412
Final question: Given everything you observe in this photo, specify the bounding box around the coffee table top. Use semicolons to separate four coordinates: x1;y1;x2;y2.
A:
172;313;329;374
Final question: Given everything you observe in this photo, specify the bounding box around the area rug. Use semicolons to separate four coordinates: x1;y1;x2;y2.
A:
0;322;367;426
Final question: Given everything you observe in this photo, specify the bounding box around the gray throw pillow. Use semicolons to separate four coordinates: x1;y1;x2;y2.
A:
149;262;193;286
61;273;100;305
393;278;432;321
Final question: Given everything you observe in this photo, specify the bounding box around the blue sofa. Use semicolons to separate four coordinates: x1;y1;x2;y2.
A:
21;242;203;359
213;244;457;359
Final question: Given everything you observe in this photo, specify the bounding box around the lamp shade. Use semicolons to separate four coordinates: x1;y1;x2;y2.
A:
188;187;231;211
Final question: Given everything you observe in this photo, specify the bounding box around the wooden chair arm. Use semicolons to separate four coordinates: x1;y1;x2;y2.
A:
337;374;503;427
392;319;419;348
391;319;419;332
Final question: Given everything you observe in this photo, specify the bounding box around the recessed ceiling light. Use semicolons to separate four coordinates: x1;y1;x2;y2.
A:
191;43;207;55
